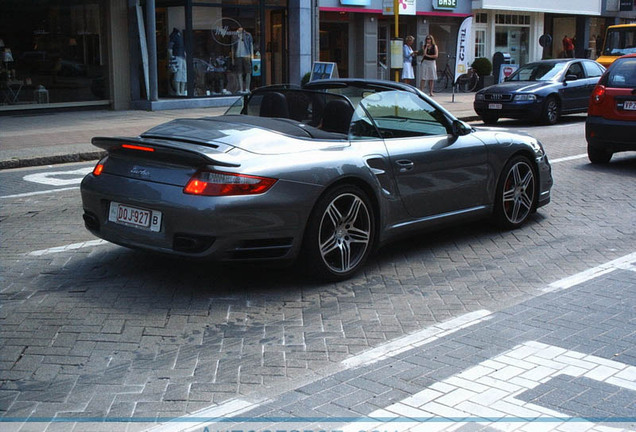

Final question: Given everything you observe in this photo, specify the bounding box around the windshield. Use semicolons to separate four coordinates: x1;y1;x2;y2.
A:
506;62;567;82
603;27;636;57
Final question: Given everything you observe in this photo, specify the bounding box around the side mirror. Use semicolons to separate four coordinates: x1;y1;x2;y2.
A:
452;119;472;136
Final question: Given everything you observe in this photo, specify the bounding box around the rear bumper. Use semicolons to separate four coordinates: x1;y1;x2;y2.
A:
586;116;636;153
80;173;320;262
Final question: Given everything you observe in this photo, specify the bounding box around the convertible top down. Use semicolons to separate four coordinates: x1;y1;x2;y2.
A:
81;79;552;280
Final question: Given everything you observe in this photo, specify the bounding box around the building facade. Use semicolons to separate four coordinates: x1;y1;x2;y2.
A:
1;0;634;113
317;0;471;82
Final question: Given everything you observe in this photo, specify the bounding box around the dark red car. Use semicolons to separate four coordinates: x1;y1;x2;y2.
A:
586;53;636;163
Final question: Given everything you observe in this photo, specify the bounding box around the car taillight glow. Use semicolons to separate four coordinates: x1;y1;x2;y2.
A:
122;144;155;152
591;85;606;104
92;157;107;176
184;170;277;196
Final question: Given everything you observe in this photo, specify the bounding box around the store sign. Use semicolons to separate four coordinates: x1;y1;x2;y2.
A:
433;0;457;9
620;0;633;10
340;0;371;5
383;0;416;15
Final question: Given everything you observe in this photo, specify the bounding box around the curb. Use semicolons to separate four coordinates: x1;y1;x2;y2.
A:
0;151;107;170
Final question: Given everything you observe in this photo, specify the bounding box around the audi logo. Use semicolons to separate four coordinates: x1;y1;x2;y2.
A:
491;93;503;100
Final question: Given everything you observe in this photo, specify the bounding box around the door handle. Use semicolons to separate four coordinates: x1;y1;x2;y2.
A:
396;159;414;172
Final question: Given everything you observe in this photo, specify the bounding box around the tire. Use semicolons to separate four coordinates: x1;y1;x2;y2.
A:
587;142;612;164
540;96;560;125
493;155;538;229
481;114;499;125
301;185;375;281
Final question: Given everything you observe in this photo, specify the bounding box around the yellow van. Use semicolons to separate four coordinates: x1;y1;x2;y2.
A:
596;24;636;67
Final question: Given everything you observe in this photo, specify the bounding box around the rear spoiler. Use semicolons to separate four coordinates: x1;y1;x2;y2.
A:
91;136;241;168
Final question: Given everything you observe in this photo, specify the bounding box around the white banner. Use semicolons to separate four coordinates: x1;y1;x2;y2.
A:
454;16;473;84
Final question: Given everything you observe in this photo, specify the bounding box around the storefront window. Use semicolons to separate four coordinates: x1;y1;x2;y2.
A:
495;26;529;65
156;1;285;98
1;0;107;109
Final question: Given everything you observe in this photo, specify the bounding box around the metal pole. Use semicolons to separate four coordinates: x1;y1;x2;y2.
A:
394;0;399;82
145;0;158;101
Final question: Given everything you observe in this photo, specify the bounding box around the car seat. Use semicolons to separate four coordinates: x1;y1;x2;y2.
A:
321;99;354;134
259;92;289;118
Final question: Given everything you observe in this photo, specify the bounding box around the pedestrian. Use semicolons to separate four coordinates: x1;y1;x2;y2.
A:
401;35;416;85
419;34;438;96
562;35;575;58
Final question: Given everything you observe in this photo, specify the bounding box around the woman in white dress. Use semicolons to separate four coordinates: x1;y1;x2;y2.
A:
401;36;415;85
419;34;438;96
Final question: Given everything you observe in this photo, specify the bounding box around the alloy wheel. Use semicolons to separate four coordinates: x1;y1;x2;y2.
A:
318;192;371;274
501;160;536;225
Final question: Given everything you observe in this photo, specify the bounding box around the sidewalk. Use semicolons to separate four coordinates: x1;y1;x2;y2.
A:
0;91;477;170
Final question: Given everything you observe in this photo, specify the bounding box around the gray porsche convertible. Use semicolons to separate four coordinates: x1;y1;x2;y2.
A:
81;79;552;280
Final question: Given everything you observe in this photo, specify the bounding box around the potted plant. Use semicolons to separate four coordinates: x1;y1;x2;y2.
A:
471;57;494;90
301;72;311;86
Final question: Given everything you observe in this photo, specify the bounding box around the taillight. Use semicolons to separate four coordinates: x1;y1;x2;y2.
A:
122;143;155;152
92;156;108;176
591;85;606;104
184;170;277;196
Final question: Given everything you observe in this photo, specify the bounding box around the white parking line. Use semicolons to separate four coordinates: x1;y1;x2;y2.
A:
27;239;108;256
550;153;588;164
0;186;79;199
544;251;636;292
342;309;492;369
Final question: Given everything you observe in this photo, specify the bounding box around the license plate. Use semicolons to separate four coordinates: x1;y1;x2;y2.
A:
624;100;636;110
109;202;162;232
488;103;503;110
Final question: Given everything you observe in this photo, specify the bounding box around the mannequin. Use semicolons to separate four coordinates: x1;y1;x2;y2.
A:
168;28;186;96
231;27;254;93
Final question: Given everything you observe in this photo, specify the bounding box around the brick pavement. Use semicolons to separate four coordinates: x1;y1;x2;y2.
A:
151;261;636;432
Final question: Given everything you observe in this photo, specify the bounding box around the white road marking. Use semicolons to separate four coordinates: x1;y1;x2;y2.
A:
342;309;492;369
27;239;109;256
544;252;636;292
146;398;267;432
22;167;92;186
341;341;636;432
1;186;79;199
550;153;588;164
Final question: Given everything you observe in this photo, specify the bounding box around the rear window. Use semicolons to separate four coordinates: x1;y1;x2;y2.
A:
606;58;636;88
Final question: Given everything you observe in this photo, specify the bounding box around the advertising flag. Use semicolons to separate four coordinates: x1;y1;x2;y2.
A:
454;16;473;84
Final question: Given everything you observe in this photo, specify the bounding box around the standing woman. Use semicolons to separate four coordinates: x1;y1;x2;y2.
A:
420;35;438;96
401;36;416;85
